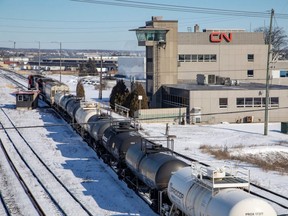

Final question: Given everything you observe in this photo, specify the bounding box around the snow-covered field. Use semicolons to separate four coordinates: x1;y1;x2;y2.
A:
0;71;288;215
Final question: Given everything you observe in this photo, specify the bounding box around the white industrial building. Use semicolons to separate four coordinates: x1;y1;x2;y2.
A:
131;16;288;123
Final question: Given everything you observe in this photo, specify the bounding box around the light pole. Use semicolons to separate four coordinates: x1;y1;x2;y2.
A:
99;55;103;100
9;40;16;69
36;41;41;71
51;41;62;82
138;95;142;116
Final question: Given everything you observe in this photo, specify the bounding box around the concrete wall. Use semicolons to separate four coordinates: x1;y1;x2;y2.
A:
136;107;187;123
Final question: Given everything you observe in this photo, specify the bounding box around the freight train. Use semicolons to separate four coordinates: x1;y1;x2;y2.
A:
28;74;278;216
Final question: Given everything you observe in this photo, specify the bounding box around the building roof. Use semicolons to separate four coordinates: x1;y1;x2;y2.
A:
130;26;170;31
12;90;40;95
164;82;288;91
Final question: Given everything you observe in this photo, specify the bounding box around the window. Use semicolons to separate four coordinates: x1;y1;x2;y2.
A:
210;54;217;62
18;95;23;101
184;55;191;62
262;98;266;106
245;98;253;107
178;54;217;63
280;70;288;77
219;98;228;108
236;97;279;108
270;97;279;107
147;75;153;79
198;55;204;62
247;70;254;77
237;98;245;107
147;58;153;63
248;54;254;62
192;55;197;62
254;97;262;107
179;55;184;62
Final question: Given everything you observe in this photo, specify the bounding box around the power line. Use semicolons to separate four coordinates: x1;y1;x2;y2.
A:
71;0;288;19
0;30;128;34
0;16;143;23
0;25;133;30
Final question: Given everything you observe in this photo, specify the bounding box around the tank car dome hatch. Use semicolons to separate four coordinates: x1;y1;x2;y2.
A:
125;142;188;190
167;166;277;216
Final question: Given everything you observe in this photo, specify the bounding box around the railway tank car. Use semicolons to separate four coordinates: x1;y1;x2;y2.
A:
86;116;111;152
74;101;100;136
166;164;277;216
55;93;75;111
54;93;80;121
125;140;188;211
101;121;141;166
66;97;82;123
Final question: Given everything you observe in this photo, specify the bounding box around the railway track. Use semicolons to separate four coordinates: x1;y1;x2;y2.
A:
1;69;287;215
0;108;94;216
0;69;27;90
0;192;11;216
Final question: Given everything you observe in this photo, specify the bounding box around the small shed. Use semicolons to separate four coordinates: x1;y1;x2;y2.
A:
13;90;39;109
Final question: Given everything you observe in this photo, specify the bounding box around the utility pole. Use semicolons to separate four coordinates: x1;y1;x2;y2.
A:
38;41;41;71
13;41;16;69
99;55;103;100
51;41;62;82
60;42;62;83
264;9;274;136
9;41;16;69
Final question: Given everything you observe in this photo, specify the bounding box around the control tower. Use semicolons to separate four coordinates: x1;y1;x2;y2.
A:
130;16;178;107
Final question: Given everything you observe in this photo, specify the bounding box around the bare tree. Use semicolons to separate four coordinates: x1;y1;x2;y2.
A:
254;26;288;60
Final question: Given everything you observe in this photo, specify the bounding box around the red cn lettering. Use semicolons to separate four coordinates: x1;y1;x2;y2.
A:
222;33;232;42
210;32;232;43
210;32;221;42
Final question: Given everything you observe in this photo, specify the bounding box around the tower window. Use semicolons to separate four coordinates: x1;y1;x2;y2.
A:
248;54;254;62
247;70;254;77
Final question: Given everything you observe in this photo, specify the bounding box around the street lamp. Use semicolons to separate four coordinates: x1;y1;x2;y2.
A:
51;41;62;82
138;95;143;111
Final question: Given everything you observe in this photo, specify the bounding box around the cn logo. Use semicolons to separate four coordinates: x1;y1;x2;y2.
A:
210;32;233;43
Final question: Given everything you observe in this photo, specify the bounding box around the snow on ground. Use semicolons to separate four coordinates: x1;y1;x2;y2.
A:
0;73;156;216
0;72;288;215
51;74;288;215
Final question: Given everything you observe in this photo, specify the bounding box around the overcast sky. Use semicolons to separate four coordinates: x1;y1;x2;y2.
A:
0;0;287;50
